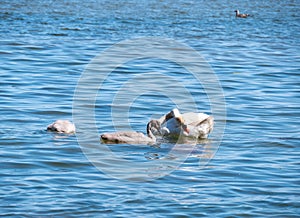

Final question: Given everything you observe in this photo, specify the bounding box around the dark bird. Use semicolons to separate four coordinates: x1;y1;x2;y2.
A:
235;10;250;18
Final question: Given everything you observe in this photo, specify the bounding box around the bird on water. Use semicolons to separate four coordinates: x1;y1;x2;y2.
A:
234;10;250;18
100;120;162;144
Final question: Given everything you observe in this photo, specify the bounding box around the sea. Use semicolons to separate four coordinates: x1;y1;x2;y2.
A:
0;0;299;217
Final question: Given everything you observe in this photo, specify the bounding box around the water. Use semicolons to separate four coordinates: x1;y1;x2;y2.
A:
1;0;299;216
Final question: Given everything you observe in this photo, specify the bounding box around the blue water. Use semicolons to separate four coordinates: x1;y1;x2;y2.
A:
1;0;300;217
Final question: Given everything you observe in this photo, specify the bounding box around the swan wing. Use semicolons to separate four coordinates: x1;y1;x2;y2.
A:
182;112;210;126
186;116;214;138
159;111;211;136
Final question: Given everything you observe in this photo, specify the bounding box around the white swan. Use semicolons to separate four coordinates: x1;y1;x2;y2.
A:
47;120;76;134
234;10;250;18
159;108;214;139
158;108;189;136
100;120;161;144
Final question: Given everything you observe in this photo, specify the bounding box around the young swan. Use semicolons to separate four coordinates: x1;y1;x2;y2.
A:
47;120;76;134
100;120;161;144
159;108;214;139
234;10;250;18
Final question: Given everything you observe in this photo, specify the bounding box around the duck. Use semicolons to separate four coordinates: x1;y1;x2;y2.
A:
159;108;214;139
47;120;76;134
100;120;162;144
234;10;250;18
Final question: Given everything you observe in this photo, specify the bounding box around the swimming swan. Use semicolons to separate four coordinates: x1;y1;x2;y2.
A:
159;108;214;139
100;120;161;144
234;10;250;18
47;120;76;134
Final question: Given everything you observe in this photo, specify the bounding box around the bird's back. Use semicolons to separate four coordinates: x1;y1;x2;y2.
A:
101;131;152;144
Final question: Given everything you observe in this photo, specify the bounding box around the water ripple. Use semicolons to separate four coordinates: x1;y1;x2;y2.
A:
0;0;299;216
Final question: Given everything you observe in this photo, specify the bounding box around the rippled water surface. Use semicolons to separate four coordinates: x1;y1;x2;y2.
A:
1;0;299;217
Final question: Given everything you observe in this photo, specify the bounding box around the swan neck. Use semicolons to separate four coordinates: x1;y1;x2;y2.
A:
146;124;156;141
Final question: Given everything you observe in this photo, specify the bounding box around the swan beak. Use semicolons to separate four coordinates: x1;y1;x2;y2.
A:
182;124;189;135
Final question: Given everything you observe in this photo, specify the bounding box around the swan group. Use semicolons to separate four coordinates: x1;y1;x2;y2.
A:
47;109;213;143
